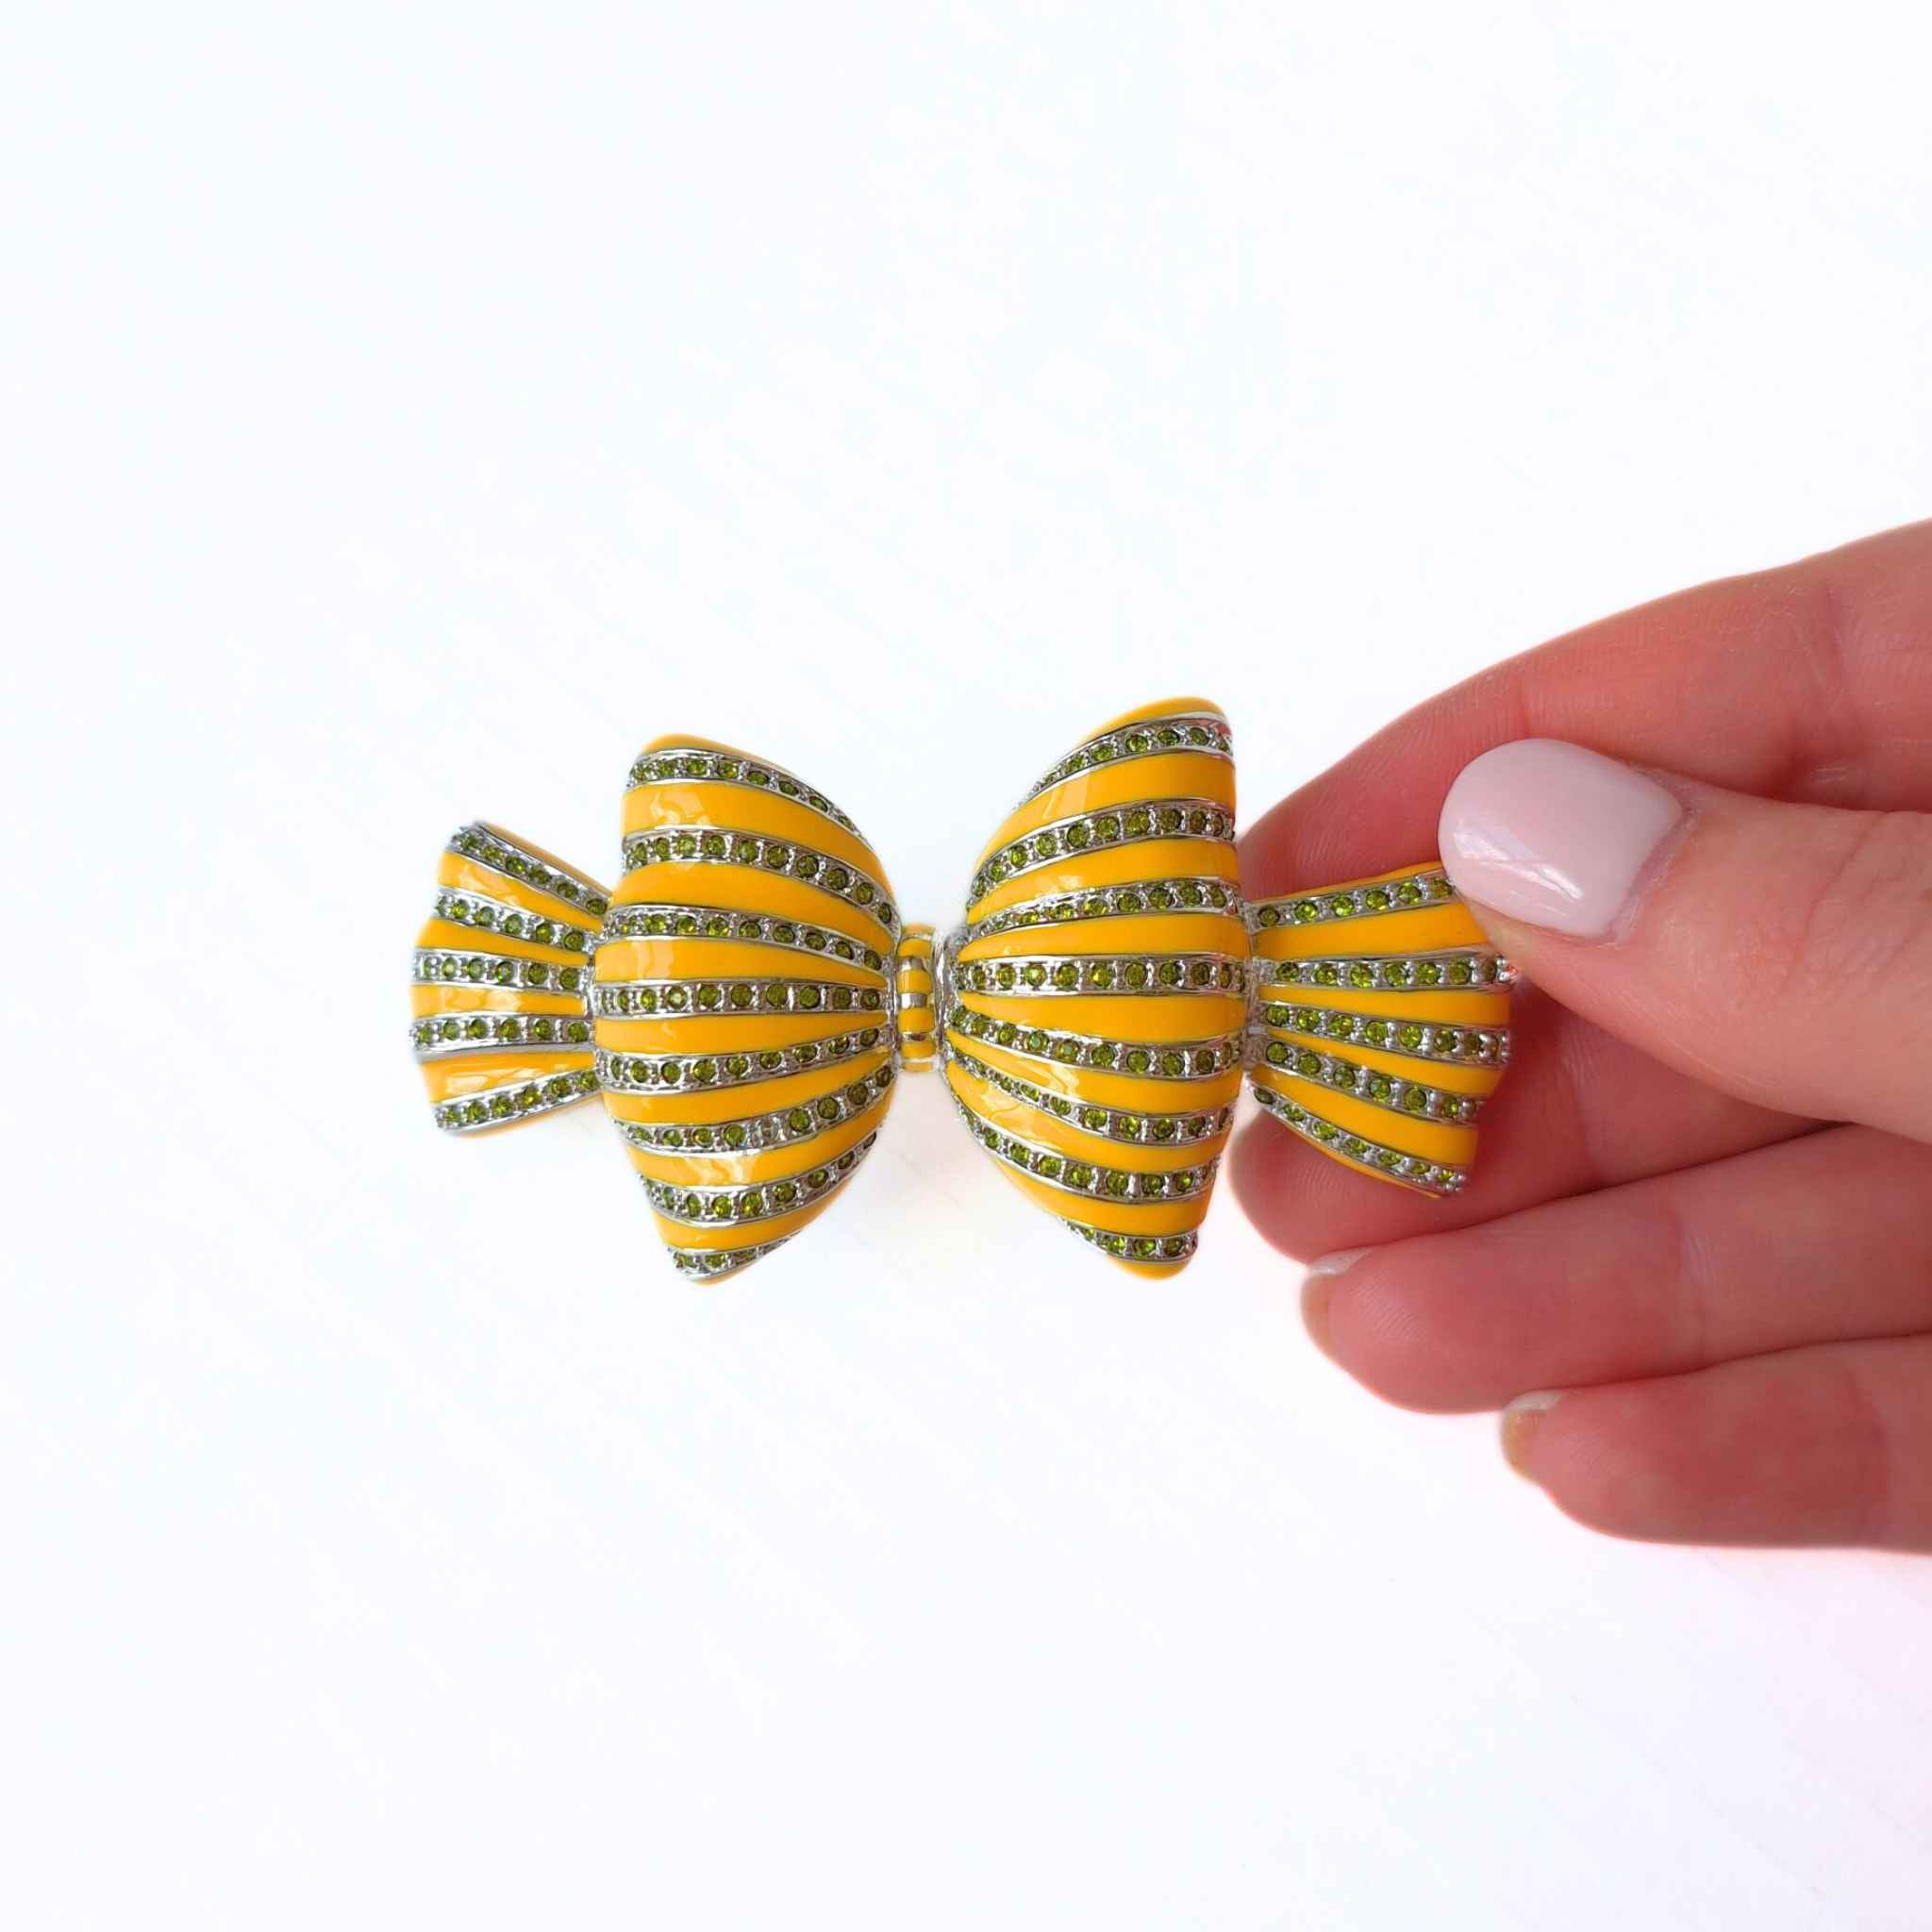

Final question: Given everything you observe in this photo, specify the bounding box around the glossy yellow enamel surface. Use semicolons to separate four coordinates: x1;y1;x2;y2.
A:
945;698;1246;1274
595;737;900;1281
410;824;609;1134
893;924;937;1069
1247;859;1514;1197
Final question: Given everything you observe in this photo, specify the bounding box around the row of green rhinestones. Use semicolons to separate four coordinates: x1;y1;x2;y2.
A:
1249;1083;1466;1192
448;825;609;916
627;748;858;833
413;1011;592;1054
670;1240;791;1278
949;1005;1242;1078
432;890;591;951
641;1133;876;1226
624;830;895;931
1261;951;1508;993
1024;716;1230;800
971;798;1232;905
948;1047;1231;1145
595;978;886;1019
1064;1221;1197;1265
1257;1042;1483;1124
956;952;1241;996
620;1063;894;1154
595;1026;886;1091
1260;1003;1507;1065
604;903;887;973
1249;873;1455;928
962;877;1237;942
950;1091;1218;1203
434;1070;597;1131
414;950;587;993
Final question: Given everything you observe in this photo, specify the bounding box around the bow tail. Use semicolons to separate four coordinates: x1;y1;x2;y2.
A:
1246;864;1515;1195
408;823;608;1132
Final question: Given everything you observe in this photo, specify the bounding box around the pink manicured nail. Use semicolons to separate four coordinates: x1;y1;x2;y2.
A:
1438;740;1683;939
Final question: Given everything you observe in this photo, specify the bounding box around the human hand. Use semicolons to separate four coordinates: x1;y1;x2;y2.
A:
1234;522;1932;1550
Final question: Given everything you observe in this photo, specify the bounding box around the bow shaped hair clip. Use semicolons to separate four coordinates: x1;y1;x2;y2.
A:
409;700;1515;1280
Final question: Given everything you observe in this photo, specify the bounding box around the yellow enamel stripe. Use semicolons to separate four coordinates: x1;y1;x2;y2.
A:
624;782;887;882
415;919;591;966
594;939;884;987
947;1059;1228;1174
1261;1034;1507;1098
421;1052;595;1104
436;853;602;929
1254;904;1490;960
1096;695;1227;733
991;1163;1211;1237
1259;985;1510;1027
977;753;1237;870
950;1028;1241;1115
959;991;1243;1041
613;862;889;949
599;1052;891;1126
593;1011;878;1054
624;1094;890;1187
1252;1067;1477;1165
960;911;1246;963
410;985;585;1019
969;838;1240;923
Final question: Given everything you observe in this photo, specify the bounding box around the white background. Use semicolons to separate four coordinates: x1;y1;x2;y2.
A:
6;5;1931;1927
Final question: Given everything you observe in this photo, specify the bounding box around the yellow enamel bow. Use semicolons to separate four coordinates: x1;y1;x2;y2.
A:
408;699;1515;1281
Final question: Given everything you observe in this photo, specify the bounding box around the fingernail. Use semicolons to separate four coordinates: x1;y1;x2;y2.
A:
1501;1390;1564;1479
1439;740;1683;939
1300;1249;1372;1358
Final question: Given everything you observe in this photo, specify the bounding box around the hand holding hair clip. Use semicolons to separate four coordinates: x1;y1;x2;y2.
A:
408;699;1515;1281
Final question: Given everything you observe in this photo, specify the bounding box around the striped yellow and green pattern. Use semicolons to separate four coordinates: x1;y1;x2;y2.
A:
593;734;901;1282
1246;864;1514;1194
409;823;608;1131
945;698;1248;1277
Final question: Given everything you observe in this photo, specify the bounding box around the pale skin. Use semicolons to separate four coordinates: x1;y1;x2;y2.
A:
1233;520;1932;1551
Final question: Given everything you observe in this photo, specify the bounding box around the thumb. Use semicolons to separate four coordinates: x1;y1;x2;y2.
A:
1438;740;1932;1142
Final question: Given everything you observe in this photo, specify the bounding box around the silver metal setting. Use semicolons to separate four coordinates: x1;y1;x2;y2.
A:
948;1046;1233;1145
947;1089;1219;1205
960;877;1239;945
626;746;862;836
447;824;611;915
431;887;595;951
956;951;1244;998
413;948;590;993
1249;1083;1468;1193
432;1070;600;1132
970;798;1233;905
1257;950;1516;996
639;1132;879;1227
601;903;889;974
593;977;889;1020
617;1066;894;1157
669;1238;793;1280
1255;1045;1486;1125
412;1010;594;1058
1062;1220;1199;1266
1257;1002;1510;1068
1020;714;1233;805
947;1005;1243;1079
622;830;896;933
1248;872;1456;930
595;1027;889;1093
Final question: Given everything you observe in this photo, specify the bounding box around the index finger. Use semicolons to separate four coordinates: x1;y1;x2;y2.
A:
1241;519;1932;898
